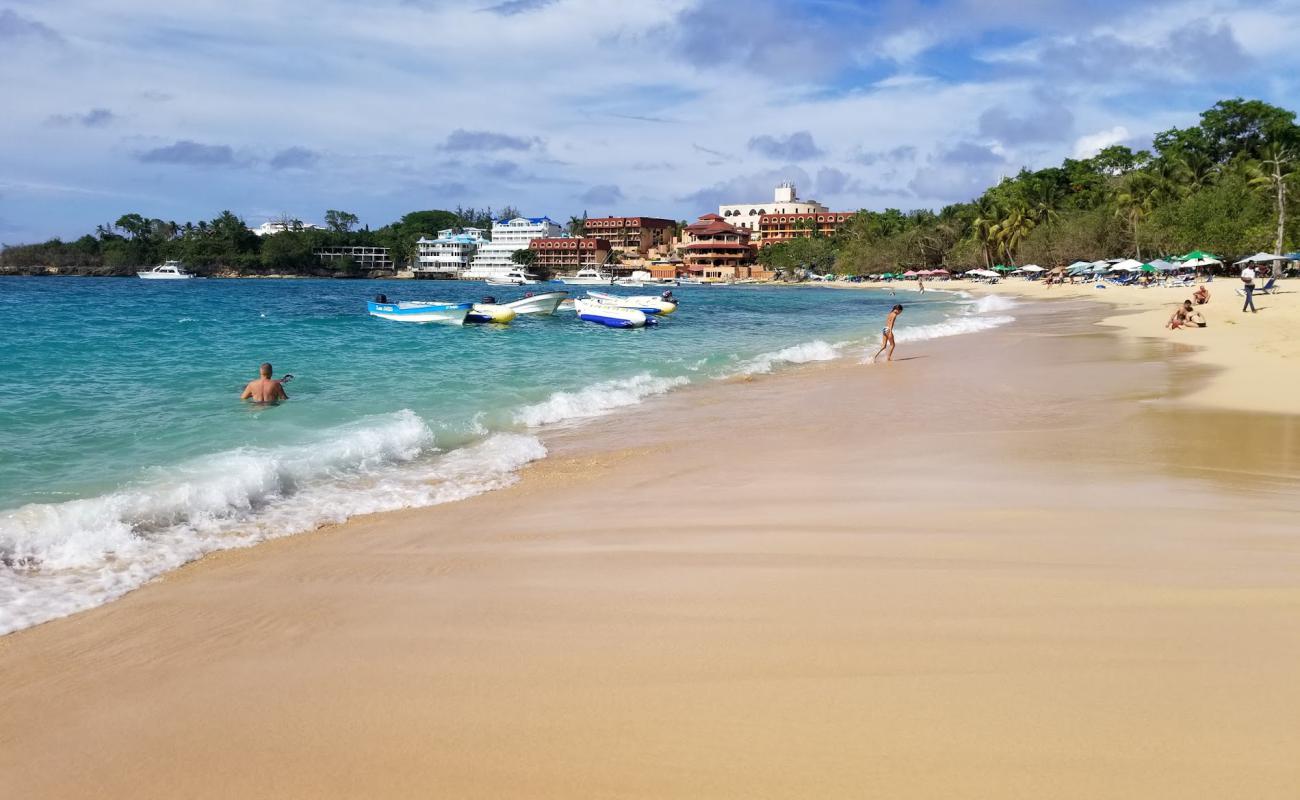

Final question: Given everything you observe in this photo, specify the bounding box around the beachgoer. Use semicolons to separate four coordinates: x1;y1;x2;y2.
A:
1193;285;1209;305
1241;265;1257;313
917;278;925;294
241;362;289;403
1182;300;1207;328
871;304;903;362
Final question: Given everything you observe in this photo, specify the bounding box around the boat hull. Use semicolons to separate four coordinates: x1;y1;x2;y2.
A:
587;291;678;315
574;299;648;329
137;272;194;280
466;303;517;324
367;301;472;325
502;291;568;316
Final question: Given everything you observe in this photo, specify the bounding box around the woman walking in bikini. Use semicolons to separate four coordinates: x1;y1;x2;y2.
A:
871;304;903;362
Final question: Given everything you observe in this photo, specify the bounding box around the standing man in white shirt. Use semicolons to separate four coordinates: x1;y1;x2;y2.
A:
1241;265;1257;313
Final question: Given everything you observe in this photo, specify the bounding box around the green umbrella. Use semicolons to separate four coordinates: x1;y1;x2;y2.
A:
880;272;894;278
1177;249;1219;262
993;265;1014;272
1139;263;1155;273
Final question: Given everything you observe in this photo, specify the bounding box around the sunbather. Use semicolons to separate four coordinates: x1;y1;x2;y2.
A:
1192;285;1210;304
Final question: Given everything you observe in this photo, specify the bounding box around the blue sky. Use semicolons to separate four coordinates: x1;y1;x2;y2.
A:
3;0;1299;241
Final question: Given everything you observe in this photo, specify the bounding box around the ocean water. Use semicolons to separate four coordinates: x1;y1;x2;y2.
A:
0;277;1015;633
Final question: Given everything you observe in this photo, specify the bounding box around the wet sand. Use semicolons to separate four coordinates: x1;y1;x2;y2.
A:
3;300;1300;798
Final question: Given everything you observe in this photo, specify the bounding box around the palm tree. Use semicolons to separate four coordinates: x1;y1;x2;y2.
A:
567;215;586;237
1113;173;1157;260
1179;151;1216;191
992;204;1036;265
1247;143;1297;277
972;198;1002;268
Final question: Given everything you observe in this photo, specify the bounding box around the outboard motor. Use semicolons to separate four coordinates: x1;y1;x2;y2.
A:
375;293;388;304
481;295;497;304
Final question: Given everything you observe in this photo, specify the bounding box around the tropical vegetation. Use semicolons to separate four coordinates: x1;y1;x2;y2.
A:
761;98;1300;277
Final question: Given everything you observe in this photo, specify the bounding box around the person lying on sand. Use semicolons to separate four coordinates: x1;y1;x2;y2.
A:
871;304;903;362
241;362;290;403
1193;285;1210;305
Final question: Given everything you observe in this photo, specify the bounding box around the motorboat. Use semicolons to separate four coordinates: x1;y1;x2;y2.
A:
574;298;652;329
485;270;539;286
587;290;678;315
502;290;568;316
558;268;613;285
137;260;195;280
466;305;516;324
367;296;472;325
614;280;645;287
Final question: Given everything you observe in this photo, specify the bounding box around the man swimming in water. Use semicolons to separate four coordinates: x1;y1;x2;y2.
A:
241;362;289;403
871;304;903;362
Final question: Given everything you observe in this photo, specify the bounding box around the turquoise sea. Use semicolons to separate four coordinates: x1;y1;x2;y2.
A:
0;277;1017;633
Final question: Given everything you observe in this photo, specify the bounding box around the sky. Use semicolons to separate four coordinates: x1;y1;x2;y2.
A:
3;0;1300;241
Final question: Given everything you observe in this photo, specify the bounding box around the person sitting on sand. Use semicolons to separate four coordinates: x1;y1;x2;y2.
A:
241;362;289;403
1193;285;1210;305
1166;307;1190;330
1182;300;1207;328
871;304;903;362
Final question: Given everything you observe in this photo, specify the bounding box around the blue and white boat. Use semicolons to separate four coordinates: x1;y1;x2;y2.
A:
574;298;652;329
367;298;472;325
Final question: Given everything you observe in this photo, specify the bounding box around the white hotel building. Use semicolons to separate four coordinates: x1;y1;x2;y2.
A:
718;182;828;236
414;228;486;276
466;216;564;279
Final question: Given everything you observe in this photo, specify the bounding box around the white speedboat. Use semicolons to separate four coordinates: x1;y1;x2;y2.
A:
558;268;613;285
137;260;195;280
614;280;645;287
367;298;472;325
502;290;568;316
587;290;678;316
485;270;539;286
574;298;651;329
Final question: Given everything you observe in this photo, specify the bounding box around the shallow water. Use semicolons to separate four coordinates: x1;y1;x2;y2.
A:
0;277;1015;632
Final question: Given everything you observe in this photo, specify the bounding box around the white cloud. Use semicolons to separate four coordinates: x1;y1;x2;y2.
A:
1073;126;1131;158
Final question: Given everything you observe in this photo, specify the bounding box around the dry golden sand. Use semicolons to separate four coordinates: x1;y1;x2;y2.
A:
2;300;1300;798
929;274;1300;415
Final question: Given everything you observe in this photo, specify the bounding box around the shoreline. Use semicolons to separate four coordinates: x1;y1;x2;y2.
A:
4;295;1300;797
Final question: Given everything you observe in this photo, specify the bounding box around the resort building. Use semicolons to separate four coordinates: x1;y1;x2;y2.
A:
413;228;486;277
314;246;393;271
529;237;612;273
757;212;855;247
251;220;321;236
467;216;564;279
718;183;829;240
580;217;675;255
680;214;771;281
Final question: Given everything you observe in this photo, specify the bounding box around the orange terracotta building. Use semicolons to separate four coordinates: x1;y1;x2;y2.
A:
581;217;674;254
529;237;611;272
680;214;772;281
757;212;854;247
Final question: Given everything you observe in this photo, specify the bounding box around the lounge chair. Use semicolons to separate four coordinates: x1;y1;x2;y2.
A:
1236;276;1278;296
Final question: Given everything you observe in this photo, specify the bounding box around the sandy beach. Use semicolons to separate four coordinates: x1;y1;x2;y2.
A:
3;294;1300;798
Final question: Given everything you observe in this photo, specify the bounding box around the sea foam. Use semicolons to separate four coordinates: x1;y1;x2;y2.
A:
730;340;843;376
0;412;546;635
513;373;690;427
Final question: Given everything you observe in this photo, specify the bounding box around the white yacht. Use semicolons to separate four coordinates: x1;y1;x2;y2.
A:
137;260;195;280
558;268;613;286
485;269;539;286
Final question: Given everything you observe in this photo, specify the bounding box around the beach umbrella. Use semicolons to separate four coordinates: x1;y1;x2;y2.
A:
1139;263;1156;273
1234;252;1284;265
880;272;894;278
1109;258;1143;272
1148;259;1178;272
992;265;1014;272
1019;265;1045;273
1176;249;1221;264
902;270;918;277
